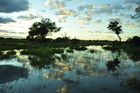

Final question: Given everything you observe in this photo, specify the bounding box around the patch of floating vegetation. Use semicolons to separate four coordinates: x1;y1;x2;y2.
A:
0;50;16;60
66;49;74;53
89;49;96;53
29;56;54;69
102;45;120;52
20;47;64;58
70;46;87;51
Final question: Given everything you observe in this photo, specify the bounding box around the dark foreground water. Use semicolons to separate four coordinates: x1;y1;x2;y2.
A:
0;45;140;93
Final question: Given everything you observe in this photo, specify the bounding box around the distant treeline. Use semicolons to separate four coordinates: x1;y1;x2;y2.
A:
1;36;140;43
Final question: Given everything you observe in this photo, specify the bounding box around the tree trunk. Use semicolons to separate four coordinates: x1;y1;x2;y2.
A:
117;34;121;42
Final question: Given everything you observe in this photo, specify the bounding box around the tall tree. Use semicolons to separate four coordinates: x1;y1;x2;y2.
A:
107;21;122;42
27;18;61;40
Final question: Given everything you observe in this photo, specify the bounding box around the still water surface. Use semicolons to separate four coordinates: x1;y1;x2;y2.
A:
0;45;140;93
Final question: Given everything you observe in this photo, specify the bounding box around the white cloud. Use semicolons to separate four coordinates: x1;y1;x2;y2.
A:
17;14;42;20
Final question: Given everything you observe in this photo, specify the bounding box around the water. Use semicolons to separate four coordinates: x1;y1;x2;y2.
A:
0;45;140;93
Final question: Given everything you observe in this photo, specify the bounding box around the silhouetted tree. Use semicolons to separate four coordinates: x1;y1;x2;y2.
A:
27;18;61;40
126;36;140;46
132;6;140;21
107;21;122;42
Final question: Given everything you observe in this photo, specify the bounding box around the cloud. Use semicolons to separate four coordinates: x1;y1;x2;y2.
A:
108;18;121;23
45;0;76;16
77;11;93;23
78;4;96;11
88;30;112;34
0;0;29;13
44;0;66;10
124;0;140;4
94;4;125;15
77;15;92;23
17;14;42;20
123;23;140;27
0;17;16;23
0;29;26;34
94;19;102;23
56;15;67;23
55;9;76;16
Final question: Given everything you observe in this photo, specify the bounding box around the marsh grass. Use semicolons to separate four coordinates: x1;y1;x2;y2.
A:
29;56;54;69
0;50;16;60
0;39;113;51
70;46;87;51
66;49;74;53
122;45;140;62
89;49;96;53
102;45;120;52
21;47;64;58
103;44;140;62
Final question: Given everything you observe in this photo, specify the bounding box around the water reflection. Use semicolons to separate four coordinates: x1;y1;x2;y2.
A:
0;45;140;93
106;58;120;71
0;65;28;84
57;85;69;93
106;50;121;71
29;56;54;69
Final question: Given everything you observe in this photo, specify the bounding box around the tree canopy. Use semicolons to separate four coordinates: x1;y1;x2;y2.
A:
27;18;61;40
132;6;140;21
107;21;123;42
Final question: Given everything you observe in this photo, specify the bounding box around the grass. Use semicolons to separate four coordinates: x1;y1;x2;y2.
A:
0;39;113;51
1;39;140;63
70;46;87;51
66;49;74;53
121;45;140;62
89;49;96;53
102;45;120;52
21;47;64;58
29;56;54;69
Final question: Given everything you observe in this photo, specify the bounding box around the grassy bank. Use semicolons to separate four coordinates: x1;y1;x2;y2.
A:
0;39;113;51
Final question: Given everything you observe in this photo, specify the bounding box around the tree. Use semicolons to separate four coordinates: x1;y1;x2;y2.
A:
132;6;140;21
107;21;122;42
27;18;61;40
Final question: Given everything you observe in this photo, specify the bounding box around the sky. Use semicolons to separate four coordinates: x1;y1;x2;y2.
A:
0;0;140;41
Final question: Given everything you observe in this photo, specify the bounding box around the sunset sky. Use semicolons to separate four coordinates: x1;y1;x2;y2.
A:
0;0;140;41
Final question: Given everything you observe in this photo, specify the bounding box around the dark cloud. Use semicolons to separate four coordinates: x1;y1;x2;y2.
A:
0;17;16;23
0;0;29;13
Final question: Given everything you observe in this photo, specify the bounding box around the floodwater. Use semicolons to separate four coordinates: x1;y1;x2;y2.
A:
0;45;140;93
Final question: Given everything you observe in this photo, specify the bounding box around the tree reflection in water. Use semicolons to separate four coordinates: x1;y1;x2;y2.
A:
106;58;120;71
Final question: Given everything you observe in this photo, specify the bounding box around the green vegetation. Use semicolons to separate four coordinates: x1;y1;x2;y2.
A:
66;49;74;53
27;18;61;40
29;56;54;69
0;39;113;51
21;47;64;58
89;49;96;53
102;45;120;52
70;46;87;51
107;21;122;42
0;50;16;60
